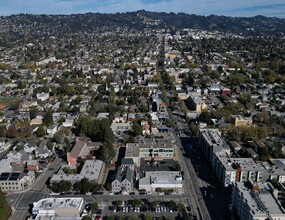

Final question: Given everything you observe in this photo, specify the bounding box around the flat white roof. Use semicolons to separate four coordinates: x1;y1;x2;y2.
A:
33;197;83;211
140;171;182;186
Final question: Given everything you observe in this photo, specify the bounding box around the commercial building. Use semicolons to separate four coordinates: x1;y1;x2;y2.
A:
32;197;84;220
125;137;175;167
213;151;265;187
50;160;104;184
139;171;182;192
199;129;266;187
231;181;285;220
265;159;285;183
199;129;230;165
0;172;34;192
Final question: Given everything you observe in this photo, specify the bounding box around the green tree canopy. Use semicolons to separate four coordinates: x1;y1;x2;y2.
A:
43;111;53;126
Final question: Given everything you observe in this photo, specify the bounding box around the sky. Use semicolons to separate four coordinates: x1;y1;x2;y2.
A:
0;0;284;18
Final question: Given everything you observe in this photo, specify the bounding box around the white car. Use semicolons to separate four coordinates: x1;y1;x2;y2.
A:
50;192;60;195
158;192;164;195
86;192;92;195
147;192;152;195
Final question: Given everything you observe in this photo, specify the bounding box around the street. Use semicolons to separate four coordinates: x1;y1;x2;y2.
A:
173;113;231;220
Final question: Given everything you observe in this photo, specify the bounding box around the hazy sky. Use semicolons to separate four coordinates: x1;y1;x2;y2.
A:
0;0;284;18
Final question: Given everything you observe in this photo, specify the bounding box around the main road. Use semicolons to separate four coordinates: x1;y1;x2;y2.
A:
172;114;211;220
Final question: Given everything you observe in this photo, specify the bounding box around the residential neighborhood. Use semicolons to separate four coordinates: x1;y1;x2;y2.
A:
0;10;284;220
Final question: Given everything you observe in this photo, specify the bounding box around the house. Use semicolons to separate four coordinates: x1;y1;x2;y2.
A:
113;113;125;123
27;160;39;171
36;141;53;159
0;139;11;154
221;87;232;96
141;120;150;135
208;85;221;94
185;96;207;113
30;116;43;125
23;141;37;154
96;112;109;120
46;124;58;136
121;158;135;171
21;100;37;108
111;166;133;193
36;93;50;101
111;122;131;136
233;115;253;127
62;116;75;127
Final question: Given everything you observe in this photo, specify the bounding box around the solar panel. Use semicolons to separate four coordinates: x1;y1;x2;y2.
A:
9;176;18;180
8;173;20;181
11;173;20;177
0;173;9;180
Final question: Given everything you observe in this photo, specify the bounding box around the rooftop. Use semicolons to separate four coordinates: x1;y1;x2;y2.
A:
140;171;182;186
234;182;285;216
216;151;265;172
200;128;230;152
33;197;84;211
51;160;104;182
125;136;174;157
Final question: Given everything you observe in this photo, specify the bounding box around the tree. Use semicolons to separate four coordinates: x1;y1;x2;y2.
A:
63;137;71;153
151;201;159;208
61;83;74;95
0;126;7;137
6;125;17;138
60;180;72;192
168;200;176;210
238;92;252;110
144;213;152;220
155;188;162;192
17;120;32;139
82;217;92;220
115;200;123;207
80;178;93;193
36;126;46;137
131;122;142;136
0;189;12;219
105;183;112;191
199;112;212;125
133;199;142;207
73;182;81;192
91;202;98;213
43;111;53;126
177;203;185;212
29;107;38;120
